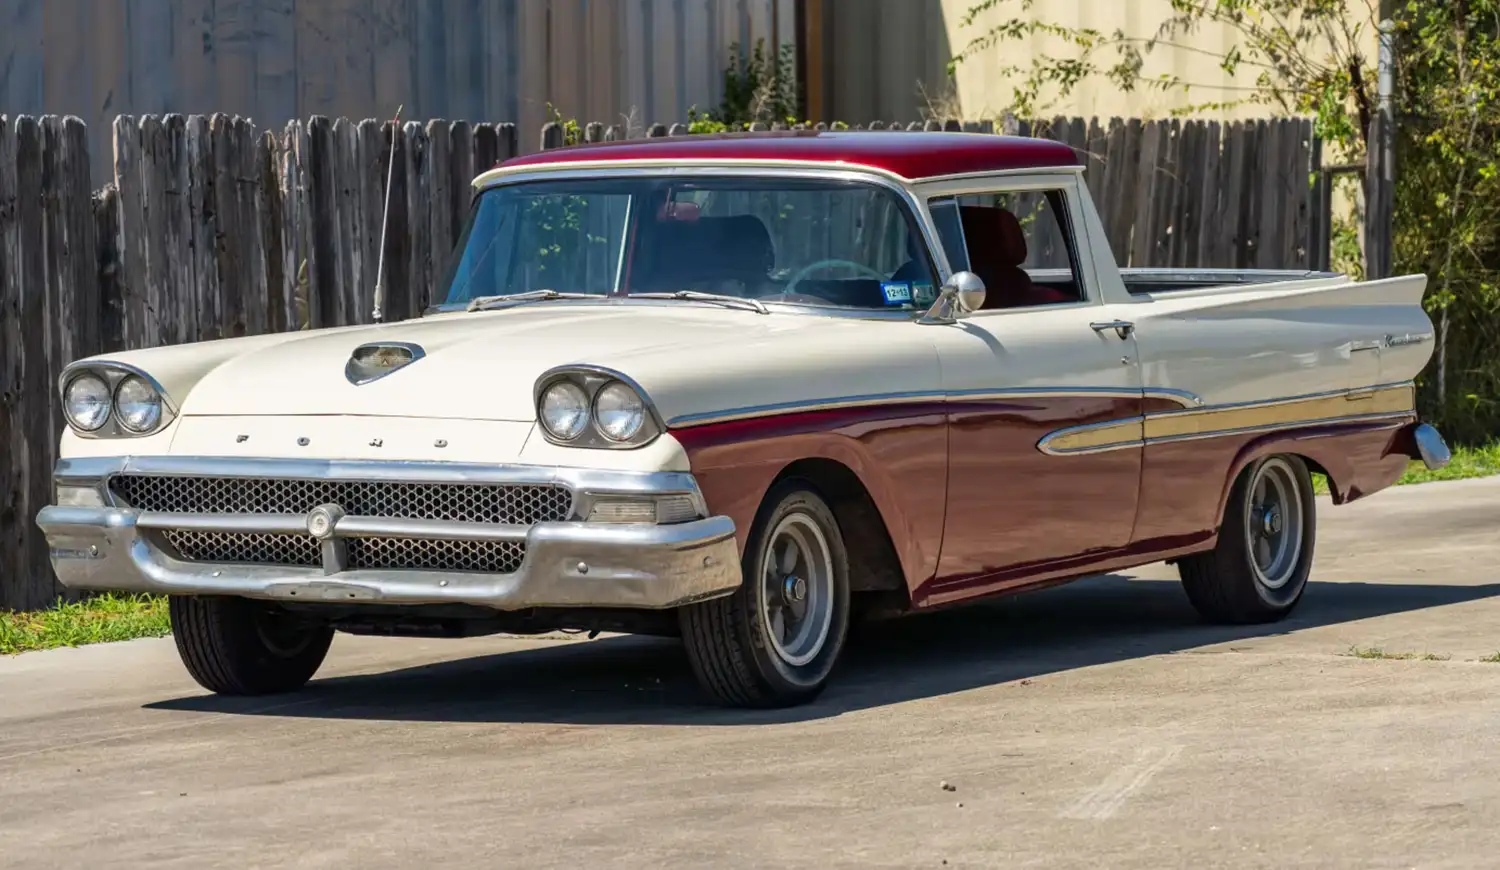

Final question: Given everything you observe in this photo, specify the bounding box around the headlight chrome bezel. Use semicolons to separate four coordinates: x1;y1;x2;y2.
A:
62;372;112;432
533;365;664;449
57;361;177;439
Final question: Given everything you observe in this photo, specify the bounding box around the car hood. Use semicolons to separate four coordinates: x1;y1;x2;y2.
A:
91;302;914;423
169;305;787;420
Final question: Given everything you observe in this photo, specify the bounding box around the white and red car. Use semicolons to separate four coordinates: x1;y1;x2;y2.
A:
39;131;1447;707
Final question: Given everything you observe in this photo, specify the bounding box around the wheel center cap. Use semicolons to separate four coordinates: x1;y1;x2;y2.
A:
1261;505;1282;536
784;575;808;603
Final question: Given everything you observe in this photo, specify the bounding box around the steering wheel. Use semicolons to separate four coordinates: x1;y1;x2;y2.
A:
781;258;890;296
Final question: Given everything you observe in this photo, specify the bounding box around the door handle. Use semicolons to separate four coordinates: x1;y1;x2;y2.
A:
1090;320;1135;340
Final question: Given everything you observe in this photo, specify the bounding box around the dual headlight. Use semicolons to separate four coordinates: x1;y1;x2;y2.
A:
535;368;661;448
60;366;172;437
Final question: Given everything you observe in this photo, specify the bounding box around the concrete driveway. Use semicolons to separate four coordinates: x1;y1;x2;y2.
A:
3;478;1499;869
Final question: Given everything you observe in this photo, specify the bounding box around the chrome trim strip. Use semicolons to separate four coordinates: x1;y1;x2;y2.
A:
62;456;705;522
1035;417;1145;456
1037;381;1419;456
331;516;531;543
1143;411;1415;447
1143;380;1416;420
132;511;534;543
1144;387;1206;407
475;157;1085;189
136;513;309;535
1037;411;1418;457
666;386;1202;428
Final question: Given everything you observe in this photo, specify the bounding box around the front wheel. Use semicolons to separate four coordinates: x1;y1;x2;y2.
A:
679;479;851;707
169;595;334;695
1178;455;1317;624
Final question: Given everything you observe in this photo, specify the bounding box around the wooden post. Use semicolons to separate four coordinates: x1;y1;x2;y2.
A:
1364;19;1396;280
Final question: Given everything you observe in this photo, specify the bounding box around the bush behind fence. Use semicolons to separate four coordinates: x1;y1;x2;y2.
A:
0;111;1314;611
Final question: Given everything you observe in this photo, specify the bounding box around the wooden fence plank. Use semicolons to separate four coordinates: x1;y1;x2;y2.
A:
14;116;52;610
403;120;432;313
1193;121;1222;268
426;120;454;286
0;115;20;610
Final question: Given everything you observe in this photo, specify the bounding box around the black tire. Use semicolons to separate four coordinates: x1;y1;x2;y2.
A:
1179;454;1317;624
679;479;852;708
168;595;334;695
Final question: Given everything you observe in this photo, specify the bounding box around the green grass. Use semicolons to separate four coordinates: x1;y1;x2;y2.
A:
1313;442;1500;495
0;593;171;655
1480;653;1500;663
1345;646;1451;661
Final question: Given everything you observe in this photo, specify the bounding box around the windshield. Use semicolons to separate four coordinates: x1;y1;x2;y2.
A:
438;176;941;311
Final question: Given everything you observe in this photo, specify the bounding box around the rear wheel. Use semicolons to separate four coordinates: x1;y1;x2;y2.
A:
679;479;851;707
1178;455;1316;624
169;595;334;695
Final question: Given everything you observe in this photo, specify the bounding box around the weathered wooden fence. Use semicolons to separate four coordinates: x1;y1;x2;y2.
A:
0;111;1315;611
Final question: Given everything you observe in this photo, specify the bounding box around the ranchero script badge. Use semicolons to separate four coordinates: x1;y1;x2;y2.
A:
345;341;426;385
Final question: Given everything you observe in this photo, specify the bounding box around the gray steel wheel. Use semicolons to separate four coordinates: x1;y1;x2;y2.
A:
1178;454;1317;624
1244;456;1307;591
679;479;851;707
758;513;837;668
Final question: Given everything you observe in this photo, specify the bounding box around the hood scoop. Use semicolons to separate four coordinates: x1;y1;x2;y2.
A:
345;341;425;385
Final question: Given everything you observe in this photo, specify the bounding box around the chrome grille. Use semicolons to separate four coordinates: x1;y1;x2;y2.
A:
109;475;572;525
163;530;322;567
347;538;526;573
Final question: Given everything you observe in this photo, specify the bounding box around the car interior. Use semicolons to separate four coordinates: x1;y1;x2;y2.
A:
621;188;1085;310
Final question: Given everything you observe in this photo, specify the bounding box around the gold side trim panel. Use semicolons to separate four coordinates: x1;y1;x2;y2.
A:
1038;383;1416;456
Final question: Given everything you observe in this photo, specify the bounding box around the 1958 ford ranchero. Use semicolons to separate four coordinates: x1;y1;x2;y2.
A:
38;131;1449;707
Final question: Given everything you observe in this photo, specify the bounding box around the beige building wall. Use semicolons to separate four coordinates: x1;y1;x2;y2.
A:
816;0;1380;125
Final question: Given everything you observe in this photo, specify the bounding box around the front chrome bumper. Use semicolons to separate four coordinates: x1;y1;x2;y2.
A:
37;456;742;611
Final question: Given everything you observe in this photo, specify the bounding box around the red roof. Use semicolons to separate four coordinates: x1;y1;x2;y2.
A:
497;130;1082;181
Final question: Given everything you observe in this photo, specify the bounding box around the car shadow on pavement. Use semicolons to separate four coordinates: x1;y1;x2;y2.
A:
146;574;1500;726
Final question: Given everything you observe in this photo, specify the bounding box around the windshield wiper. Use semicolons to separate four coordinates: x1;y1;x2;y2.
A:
466;289;600;312
631;290;770;315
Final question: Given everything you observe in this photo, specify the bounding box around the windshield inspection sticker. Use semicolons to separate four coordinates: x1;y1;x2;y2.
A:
912;282;936;306
880;281;913;305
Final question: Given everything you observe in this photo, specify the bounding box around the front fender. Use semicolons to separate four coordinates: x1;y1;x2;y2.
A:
671;402;949;595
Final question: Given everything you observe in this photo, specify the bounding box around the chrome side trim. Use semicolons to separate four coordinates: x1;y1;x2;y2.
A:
1035;416;1146;456
1037;383;1420;456
1144;387;1206;407
1037;411;1418;457
1144;380;1416;420
1143;411;1415;447
666;386;1202;429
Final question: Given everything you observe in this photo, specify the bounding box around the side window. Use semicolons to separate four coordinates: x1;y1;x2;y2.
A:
928;188;1086;310
928;198;970;273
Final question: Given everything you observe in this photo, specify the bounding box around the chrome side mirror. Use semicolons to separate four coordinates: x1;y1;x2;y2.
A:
918;271;987;324
947;271;987;313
